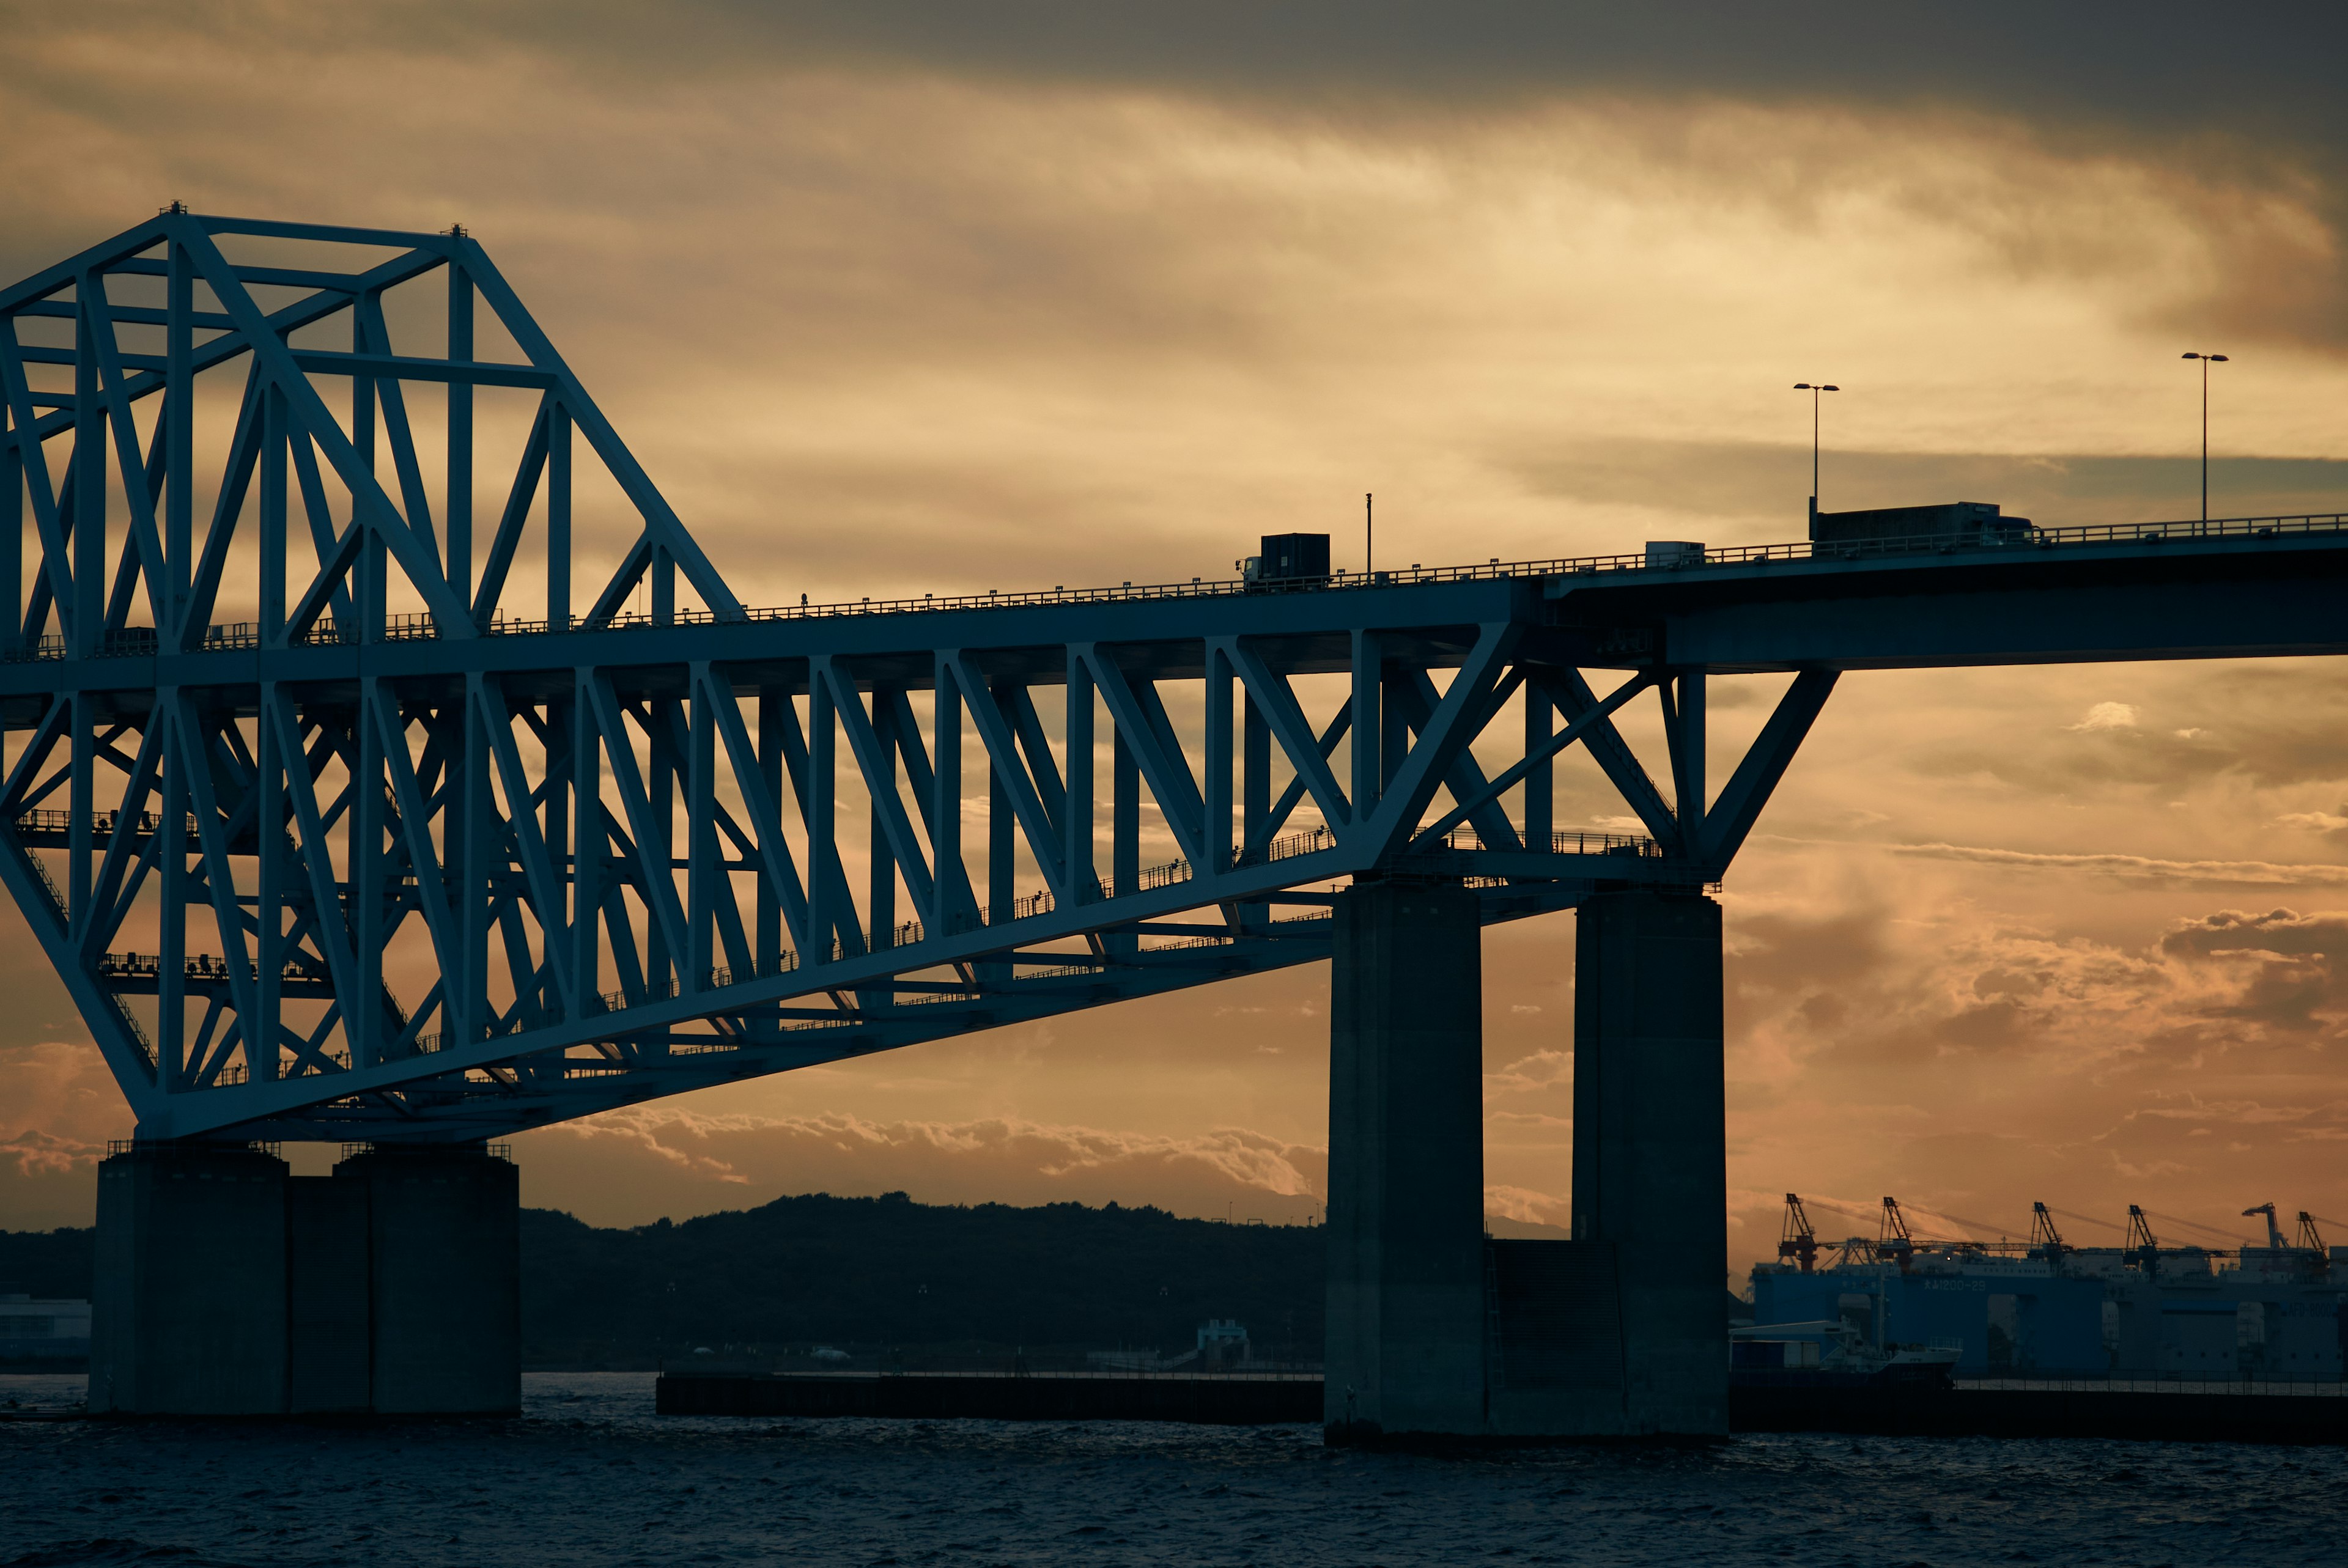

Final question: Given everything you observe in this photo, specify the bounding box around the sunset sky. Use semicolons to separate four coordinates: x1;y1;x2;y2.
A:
5;4;2347;1273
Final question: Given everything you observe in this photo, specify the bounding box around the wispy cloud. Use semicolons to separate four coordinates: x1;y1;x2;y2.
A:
1781;838;2348;888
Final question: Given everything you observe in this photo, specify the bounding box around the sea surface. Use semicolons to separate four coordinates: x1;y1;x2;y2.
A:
4;1372;2345;1566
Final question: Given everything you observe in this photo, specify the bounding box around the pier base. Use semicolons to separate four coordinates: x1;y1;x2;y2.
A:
90;1143;520;1416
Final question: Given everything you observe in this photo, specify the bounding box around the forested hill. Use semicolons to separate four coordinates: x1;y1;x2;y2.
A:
1;1192;1324;1367
522;1192;1323;1366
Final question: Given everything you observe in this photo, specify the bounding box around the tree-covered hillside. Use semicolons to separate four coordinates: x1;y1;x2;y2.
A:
1;1191;1324;1367
522;1192;1322;1366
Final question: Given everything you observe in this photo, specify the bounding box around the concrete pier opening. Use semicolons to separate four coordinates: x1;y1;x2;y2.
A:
90;1143;520;1418
1323;880;1726;1443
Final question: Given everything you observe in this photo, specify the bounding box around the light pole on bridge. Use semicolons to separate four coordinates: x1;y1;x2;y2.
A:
2180;351;2228;523
1793;382;1839;526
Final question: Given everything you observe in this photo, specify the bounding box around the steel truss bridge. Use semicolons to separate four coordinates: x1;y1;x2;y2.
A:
5;213;2344;1145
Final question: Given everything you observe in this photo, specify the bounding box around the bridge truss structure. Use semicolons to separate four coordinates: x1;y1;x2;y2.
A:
4;213;2346;1144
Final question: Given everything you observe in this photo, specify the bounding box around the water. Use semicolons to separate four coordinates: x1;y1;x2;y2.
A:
4;1372;2344;1566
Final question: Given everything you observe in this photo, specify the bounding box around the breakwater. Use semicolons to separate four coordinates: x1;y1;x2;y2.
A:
657;1369;1320;1424
1738;1377;2348;1443
662;1369;2348;1441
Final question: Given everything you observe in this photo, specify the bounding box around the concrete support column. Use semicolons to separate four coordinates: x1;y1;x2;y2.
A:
338;1146;521;1415
1324;878;1485;1442
92;1143;520;1417
1572;889;1727;1435
90;1145;290;1415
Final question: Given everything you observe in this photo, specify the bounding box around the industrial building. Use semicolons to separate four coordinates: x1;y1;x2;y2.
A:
1749;1196;2348;1380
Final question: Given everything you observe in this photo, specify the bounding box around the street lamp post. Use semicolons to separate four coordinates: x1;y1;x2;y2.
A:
2181;352;2228;523
1793;383;1839;526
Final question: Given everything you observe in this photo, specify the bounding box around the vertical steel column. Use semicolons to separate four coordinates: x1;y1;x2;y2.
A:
686;665;718;990
72;277;102;658
868;683;899;942
1064;655;1094;898
155;699;186;1087
353;680;386;1068
259;387;286;647
1666;671;1706;847
755;688;783;970
1523;676;1552;851
987;762;1013;916
685;666;718;985
644;697;677;990
1109;726;1139;959
983;696;1014;986
446;259;472;611
457;675;492;1046
352;301;382;644
1204;645;1231;875
863;680;898;1006
165;237;191;641
808;674;837;963
1379;665;1407;794
1241;689;1268;859
1;436;18;661
571;669;603;1009
930;661;972;937
547;406;570;629
254;691;285;1082
1350;631;1380;823
67;691;92;927
541;694;570;1009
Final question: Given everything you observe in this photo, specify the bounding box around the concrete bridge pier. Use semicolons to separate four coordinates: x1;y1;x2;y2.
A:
1564;888;1727;1437
1323;878;1488;1443
340;1144;522;1415
1322;880;1727;1443
90;1142;520;1416
90;1143;291;1416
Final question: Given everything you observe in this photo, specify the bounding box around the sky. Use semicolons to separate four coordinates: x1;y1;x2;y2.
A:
4;3;2348;1274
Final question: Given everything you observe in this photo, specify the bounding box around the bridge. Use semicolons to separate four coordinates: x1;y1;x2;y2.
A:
6;212;2344;1434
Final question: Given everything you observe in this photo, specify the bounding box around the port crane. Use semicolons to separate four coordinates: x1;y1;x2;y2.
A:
1778;1192;1819;1273
2124;1205;2161;1275
2028;1201;2069;1267
1877;1196;1916;1272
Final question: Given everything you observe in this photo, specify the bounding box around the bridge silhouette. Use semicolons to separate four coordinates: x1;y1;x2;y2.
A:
6;212;2344;1434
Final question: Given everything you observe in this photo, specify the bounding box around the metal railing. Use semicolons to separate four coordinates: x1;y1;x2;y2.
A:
104;1138;281;1157
10;512;2342;664
97;951;330;985
11;808;201;841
